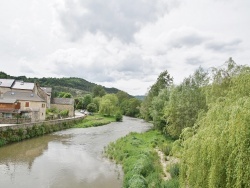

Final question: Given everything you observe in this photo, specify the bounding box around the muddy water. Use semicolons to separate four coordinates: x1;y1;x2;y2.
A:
0;116;152;188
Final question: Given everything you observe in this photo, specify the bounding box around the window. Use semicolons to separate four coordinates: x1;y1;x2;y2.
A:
42;103;45;108
25;102;29;107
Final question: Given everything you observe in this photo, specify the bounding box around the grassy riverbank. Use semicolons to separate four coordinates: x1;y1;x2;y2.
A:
0;119;82;147
73;114;116;128
105;130;180;188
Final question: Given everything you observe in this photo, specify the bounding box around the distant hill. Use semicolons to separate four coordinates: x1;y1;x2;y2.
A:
0;71;121;97
134;95;145;100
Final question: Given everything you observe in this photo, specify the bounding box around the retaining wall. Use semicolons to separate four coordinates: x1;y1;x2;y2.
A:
0;116;84;146
0;116;84;131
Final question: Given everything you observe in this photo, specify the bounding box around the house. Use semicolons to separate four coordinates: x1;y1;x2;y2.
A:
51;98;74;117
0;79;51;110
0;98;20;118
40;87;52;108
2;91;46;122
0;78;75;122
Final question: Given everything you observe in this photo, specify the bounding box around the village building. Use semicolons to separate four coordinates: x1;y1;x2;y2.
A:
2;91;46;122
0;78;74;123
51;98;74;117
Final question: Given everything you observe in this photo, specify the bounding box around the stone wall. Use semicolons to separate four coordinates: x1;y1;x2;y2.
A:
51;104;74;117
0;116;84;131
0;118;31;124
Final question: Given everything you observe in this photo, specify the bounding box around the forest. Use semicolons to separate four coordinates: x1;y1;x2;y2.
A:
140;58;250;187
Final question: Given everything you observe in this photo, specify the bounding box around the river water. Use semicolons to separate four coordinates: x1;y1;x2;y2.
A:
0;116;152;188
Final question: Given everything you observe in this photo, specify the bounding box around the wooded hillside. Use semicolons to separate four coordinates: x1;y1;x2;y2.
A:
0;72;120;97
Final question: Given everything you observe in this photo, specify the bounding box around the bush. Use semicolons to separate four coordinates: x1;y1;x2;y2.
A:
115;112;123;122
169;163;180;178
162;144;172;156
87;103;97;112
162;178;180;188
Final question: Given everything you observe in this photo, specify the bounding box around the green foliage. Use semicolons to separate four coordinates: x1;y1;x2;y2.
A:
115;112;123;122
92;85;106;97
140;70;173;121
162;178;180;188
121;98;141;117
151;88;170;130
99;94;118;116
164;68;208;138
73;114;115;128
180;65;250;188
87;103;97;112
105;130;176;187
82;94;93;109
93;97;101;111
59;109;69;118
74;97;84;109
0;119;84;147
169;163;180;178
46;107;69;119
57;92;72;98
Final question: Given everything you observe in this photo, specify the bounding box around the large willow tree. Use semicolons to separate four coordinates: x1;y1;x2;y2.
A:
180;66;250;187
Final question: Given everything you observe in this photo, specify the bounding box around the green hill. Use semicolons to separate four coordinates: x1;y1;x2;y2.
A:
0;71;120;97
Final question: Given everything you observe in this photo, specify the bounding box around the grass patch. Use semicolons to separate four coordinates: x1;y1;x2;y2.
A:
105;129;179;187
73;114;116;128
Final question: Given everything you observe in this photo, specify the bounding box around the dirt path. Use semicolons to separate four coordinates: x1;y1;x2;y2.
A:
155;148;179;181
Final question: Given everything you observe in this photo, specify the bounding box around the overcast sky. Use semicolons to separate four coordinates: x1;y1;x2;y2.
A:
0;0;249;95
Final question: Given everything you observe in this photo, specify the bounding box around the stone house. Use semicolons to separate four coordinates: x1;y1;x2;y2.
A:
0;98;20;118
2;91;46;122
51;98;74;117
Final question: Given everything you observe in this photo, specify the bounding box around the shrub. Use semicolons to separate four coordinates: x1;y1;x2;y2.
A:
115;112;123;122
169;163;180;178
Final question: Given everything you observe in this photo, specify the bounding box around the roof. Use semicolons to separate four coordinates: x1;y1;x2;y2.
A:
12;80;34;90
0;79;15;88
41;87;52;93
52;98;74;105
0;98;17;104
3;91;45;102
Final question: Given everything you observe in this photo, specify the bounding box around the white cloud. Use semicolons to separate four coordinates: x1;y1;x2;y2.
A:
0;0;250;95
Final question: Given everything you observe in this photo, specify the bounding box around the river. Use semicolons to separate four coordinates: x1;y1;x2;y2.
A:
0;116;152;188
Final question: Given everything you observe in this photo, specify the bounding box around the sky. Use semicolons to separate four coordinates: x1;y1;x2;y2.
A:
0;0;249;95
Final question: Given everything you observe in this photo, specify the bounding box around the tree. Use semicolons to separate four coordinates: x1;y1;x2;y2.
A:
99;94;118;116
180;63;250;188
164;68;208;138
150;88;170;130
58;92;72;98
82;94;92;109
93;97;101;111
87;103;97;113
92;85;106;97
125;98;141;117
140;70;173;121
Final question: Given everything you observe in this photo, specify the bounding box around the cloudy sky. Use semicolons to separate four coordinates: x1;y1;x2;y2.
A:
0;0;249;95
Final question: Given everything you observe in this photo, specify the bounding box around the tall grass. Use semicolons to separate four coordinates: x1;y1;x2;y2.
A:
73;114;116;128
105;130;179;187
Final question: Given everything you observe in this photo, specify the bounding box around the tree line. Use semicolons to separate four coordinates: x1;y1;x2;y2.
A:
140;58;250;187
67;85;141;119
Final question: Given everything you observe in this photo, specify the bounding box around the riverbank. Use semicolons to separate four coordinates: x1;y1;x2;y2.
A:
73;114;116;128
105;129;180;188
0;116;84;147
0;113;119;147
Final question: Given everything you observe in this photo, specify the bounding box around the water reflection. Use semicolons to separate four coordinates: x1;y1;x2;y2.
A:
0;116;152;188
